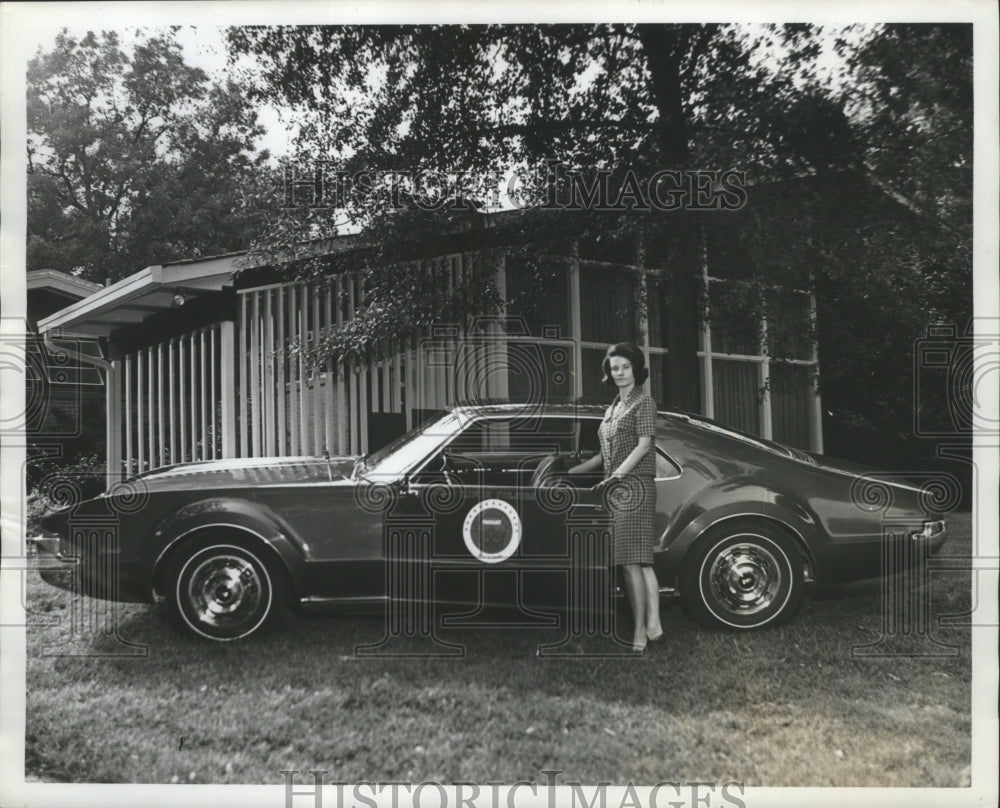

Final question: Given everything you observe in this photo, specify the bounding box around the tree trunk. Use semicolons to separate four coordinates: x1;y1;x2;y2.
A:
637;24;703;414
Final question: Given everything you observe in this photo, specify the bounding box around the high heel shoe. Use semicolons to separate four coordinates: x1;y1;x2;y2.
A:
647;628;664;642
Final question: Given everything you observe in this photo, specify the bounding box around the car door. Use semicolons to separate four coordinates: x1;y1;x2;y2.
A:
394;414;611;614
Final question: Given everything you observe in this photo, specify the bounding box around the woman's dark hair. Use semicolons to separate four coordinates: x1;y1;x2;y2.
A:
601;342;649;387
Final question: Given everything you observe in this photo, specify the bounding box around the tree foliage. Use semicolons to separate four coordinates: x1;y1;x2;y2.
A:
228;23;971;467
27;28;271;283
228;24;842;410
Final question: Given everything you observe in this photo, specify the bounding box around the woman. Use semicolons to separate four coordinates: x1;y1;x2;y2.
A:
568;342;663;652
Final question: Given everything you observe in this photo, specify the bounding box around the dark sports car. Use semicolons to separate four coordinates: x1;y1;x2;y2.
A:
30;403;949;640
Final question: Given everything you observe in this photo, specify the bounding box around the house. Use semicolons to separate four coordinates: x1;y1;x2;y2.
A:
37;217;822;487
25;269;104;439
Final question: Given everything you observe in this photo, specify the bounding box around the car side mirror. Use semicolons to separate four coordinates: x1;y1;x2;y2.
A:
397;474;412;495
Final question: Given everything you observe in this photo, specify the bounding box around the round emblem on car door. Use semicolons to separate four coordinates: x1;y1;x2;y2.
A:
462;499;522;563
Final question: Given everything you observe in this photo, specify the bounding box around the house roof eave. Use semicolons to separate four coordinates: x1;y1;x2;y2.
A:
37;258;238;338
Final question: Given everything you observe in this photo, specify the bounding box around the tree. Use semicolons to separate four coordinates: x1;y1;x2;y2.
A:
820;24;973;470
228;24;972;473
227;24;827;412
27;28;270;283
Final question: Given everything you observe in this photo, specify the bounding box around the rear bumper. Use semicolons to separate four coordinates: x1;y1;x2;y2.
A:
813;518;949;584
913;519;947;553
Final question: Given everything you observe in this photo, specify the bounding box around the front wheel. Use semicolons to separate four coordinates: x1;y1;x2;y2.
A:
166;537;288;640
680;521;804;630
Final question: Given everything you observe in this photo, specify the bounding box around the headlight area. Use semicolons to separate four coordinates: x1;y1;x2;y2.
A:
26;530;80;591
26;531;74;562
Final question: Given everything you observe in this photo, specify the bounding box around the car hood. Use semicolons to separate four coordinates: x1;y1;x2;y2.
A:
126;455;362;491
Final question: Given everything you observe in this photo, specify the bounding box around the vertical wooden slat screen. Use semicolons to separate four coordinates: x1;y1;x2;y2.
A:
136;350;145;473
357;276;368;454
117;323;226;476
219;321;236;458
239;294;249;457
107;358;123;485
323;282;335;454
297;282;309;453
187;331;197;461
236;268;448;460
124;355;133;477
249;291;260;456
168;340;177;464
209;326;217;459
312;289;323;453
347;275;359;455
404;334;414;430
267;292;275;456
179;334;188;462
335;276;347;456
199;329;208;460
282;284;295;455
392;345;402;414
156;344;165;466
146;346;155;467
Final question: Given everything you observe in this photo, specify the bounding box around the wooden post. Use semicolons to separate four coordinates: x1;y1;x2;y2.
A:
284;283;297;455
568;244;582;402
106;359;123;487
336;275;347;456
124;354;133;478
168;339;177;464
249;291;261;457
147;346;155;467
137;350;145;472
809;291;824;454
157;343;165;466
220;320;236;458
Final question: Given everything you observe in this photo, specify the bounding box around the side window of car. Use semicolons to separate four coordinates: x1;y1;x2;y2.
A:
448;417;599;455
506;418;577;453
578;419;601;457
655;447;682;479
447;422;487;452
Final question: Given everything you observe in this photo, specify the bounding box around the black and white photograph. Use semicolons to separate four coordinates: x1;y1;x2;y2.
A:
1;2;997;807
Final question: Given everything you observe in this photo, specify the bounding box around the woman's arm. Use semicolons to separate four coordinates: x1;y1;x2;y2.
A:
568;453;603;474
608;435;652;479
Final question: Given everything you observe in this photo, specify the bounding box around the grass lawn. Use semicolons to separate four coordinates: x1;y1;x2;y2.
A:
24;512;972;786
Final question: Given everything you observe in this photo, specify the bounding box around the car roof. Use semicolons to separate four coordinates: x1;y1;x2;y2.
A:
449;401;606;416
449;399;693;421
448;400;805;459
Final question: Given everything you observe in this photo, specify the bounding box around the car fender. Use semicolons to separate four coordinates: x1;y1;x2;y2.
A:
659;480;820;580
149;497;306;593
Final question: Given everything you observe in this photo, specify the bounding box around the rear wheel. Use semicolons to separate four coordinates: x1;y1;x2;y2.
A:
680;520;804;630
166;536;288;640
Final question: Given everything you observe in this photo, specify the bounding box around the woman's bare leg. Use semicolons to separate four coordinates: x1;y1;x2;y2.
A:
621;564;647;650
642;566;663;640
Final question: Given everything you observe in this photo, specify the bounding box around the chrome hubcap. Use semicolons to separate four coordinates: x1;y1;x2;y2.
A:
708;543;782;615
187;555;262;628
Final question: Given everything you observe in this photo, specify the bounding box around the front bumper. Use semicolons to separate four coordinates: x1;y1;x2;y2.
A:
27;535;79;593
27;534;150;603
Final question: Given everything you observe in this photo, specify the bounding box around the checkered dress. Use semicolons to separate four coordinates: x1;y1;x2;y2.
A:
598;387;658;566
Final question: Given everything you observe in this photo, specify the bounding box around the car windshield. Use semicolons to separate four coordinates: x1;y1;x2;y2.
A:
362;410;467;479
